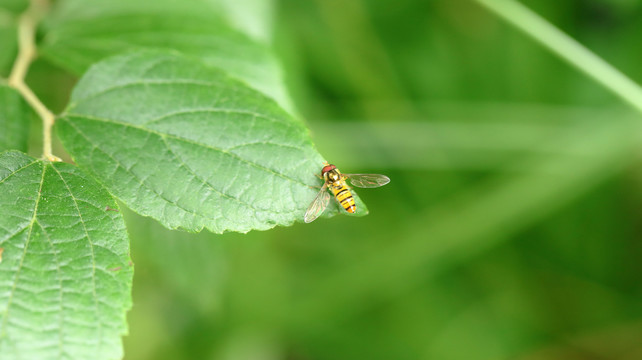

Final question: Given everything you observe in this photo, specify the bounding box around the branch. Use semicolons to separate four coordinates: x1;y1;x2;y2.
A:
474;0;642;115
8;0;60;162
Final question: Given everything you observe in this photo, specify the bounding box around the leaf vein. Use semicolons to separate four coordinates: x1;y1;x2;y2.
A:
0;163;45;342
49;164;104;354
159;136;261;212
143;107;292;129
35;220;64;358
65;114;310;186
225;140;305;152
0;160;40;186
63;119;209;222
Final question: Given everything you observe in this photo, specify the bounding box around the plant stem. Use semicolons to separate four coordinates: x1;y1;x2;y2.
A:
474;0;642;115
8;0;60;162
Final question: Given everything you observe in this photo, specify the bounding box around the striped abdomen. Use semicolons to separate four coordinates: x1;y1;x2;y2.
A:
331;183;356;213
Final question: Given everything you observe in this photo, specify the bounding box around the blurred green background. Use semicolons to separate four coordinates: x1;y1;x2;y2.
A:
124;1;642;359
15;0;642;359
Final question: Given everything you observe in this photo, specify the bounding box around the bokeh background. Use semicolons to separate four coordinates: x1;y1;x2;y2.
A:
15;0;642;359
126;1;642;359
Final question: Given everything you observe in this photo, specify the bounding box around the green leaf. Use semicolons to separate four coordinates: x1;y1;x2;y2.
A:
39;0;293;111
57;50;367;233
0;86;30;152
208;0;276;43
0;26;16;77
0;0;27;15
0;2;20;77
0;151;133;360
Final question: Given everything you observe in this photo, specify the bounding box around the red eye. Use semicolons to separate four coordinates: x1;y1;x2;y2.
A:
321;164;336;174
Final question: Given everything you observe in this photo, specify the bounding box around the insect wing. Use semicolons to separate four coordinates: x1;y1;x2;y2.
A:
344;174;390;188
304;184;331;223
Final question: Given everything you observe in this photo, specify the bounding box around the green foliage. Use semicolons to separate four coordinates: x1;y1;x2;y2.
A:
0;0;367;352
2;0;366;353
0;0;27;14
0;151;132;360
0;86;30;152
39;0;292;111
3;0;642;359
0;1;21;76
57;50;364;233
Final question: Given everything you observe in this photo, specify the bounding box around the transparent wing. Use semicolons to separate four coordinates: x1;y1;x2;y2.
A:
304;184;331;223
344;174;390;188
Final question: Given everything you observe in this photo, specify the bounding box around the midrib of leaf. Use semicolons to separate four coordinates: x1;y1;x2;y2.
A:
35;221;64;358
0;161;44;339
58;50;365;233
61;115;302;230
58;118;215;221
64;116;303;235
63;113;307;186
143;109;289;129
0;162;107;354
49;164;104;354
64;75;310;187
0;151;133;358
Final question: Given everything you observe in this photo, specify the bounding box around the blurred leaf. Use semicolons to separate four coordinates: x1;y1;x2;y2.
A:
517;320;642;360
475;0;642;115
123;209;227;314
57;50;365;233
0;0;27;14
295;113;642;326
0;85;30;152
39;0;292;111
206;0;276;44
312;105;636;170
0;3;18;77
0;151;132;359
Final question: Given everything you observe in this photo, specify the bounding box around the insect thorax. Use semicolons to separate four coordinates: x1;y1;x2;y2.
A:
324;168;342;184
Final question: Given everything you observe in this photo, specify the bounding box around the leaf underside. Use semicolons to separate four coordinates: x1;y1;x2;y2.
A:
57;50;367;234
0;151;133;360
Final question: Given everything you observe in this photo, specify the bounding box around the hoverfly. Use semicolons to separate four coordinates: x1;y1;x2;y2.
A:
304;162;390;223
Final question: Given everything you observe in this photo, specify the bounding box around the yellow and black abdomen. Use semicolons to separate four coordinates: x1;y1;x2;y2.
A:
331;183;356;213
